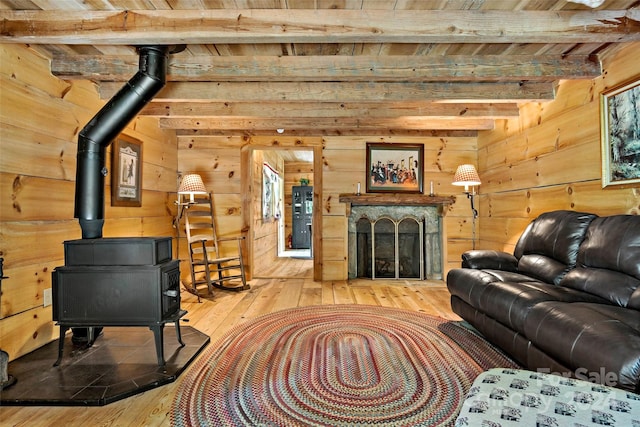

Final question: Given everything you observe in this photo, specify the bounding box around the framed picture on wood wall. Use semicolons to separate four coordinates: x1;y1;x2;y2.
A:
600;76;640;188
111;135;142;207
262;162;280;222
366;142;424;193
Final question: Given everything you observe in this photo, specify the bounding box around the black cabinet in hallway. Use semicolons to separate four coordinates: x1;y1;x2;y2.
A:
291;185;313;249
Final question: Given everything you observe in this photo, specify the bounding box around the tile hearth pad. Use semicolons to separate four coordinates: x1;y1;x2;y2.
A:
0;325;209;406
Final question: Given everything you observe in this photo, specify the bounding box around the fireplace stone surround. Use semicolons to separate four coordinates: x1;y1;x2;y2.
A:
340;194;455;280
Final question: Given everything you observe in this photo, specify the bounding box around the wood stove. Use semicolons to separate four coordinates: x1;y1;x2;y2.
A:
54;45;189;366
52;237;186;366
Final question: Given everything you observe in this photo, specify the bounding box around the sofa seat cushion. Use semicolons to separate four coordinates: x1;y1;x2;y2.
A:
477;281;609;334
524;302;640;392
447;268;545;309
482;269;548;284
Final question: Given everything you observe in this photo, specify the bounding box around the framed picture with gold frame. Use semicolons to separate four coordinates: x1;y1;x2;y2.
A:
366;142;424;193
600;76;640;188
111;135;142;207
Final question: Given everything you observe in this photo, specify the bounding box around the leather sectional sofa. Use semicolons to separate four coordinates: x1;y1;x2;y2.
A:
446;210;640;392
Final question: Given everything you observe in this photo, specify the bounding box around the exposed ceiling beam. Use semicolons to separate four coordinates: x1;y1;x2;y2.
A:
158;116;495;131
140;102;520;119
52;55;602;82
100;81;555;102
1;10;639;45
176;129;479;138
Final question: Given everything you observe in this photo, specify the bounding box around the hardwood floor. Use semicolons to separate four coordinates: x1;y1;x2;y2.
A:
252;254;314;279
0;263;459;427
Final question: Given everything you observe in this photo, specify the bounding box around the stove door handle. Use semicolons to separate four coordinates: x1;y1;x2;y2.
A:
164;289;179;298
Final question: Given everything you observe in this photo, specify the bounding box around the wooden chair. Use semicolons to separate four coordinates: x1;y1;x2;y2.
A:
184;192;249;300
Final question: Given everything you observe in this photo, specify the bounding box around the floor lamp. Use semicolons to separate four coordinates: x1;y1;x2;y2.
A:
174;173;208;257
452;164;481;249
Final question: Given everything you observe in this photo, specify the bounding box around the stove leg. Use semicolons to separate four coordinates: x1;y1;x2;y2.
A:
54;326;70;367
150;325;165;366
174;321;185;347
87;327;96;347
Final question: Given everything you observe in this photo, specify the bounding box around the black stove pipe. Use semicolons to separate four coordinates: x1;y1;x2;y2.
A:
74;45;169;239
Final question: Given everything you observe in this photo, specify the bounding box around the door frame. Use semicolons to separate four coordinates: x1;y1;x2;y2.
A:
241;143;323;281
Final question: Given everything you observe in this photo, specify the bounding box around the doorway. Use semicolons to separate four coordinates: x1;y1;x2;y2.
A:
242;145;321;280
280;168;313;260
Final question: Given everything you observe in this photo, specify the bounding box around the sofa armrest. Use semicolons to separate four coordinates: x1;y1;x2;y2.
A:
461;250;519;271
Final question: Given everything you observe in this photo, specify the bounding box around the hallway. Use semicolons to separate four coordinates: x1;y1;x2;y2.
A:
253;255;313;279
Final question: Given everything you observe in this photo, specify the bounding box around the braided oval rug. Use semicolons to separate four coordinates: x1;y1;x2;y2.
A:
171;304;517;427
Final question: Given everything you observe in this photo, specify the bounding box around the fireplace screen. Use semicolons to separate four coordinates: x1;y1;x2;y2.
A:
356;216;423;279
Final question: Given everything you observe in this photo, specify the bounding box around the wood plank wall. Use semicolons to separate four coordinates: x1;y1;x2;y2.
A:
178;134;476;281
0;44;177;361
251;150;284;277
176;135;245;278
177;136;321;280
322;136;479;278
476;42;640;254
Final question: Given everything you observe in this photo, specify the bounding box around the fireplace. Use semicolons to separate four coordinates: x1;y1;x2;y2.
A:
356;216;424;279
340;194;455;280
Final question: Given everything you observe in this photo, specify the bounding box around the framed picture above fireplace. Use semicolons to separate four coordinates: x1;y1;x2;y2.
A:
366;142;424;193
111;135;143;207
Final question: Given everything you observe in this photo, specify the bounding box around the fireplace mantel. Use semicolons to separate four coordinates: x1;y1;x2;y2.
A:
339;193;455;216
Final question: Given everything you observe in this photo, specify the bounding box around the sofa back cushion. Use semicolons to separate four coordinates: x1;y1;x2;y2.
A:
516;254;573;286
561;215;640;309
513;211;597;285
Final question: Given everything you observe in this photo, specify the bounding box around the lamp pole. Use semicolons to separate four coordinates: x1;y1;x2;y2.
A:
452;164;481;251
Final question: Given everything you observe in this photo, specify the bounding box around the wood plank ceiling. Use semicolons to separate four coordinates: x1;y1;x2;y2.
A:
1;0;639;137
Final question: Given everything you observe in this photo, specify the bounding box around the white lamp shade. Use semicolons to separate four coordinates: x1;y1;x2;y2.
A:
178;174;207;195
452;164;481;187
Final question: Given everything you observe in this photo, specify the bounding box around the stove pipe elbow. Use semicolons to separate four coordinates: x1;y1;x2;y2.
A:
74;46;169;239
